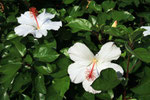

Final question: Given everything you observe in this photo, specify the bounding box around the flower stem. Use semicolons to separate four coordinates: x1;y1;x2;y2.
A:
123;42;133;100
126;55;131;78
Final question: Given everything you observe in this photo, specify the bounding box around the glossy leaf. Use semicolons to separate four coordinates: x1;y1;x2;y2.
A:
52;76;70;97
67;18;92;32
33;44;59;62
88;1;102;12
133;48;150;63
110;10;135;21
92;69;121;90
12;72;31;92
102;1;116;12
0;62;22;85
63;0;75;4
35;74;46;94
34;64;56;75
12;41;26;57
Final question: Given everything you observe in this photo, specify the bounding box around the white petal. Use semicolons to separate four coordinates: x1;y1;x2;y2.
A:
17;11;36;26
41;20;62;30
37;9;55;21
141;26;150;36
14;25;35;37
96;42;121;62
97;62;124;76
82;79;101;94
32;29;47;38
82;63;101;94
68;63;86;84
68;43;94;65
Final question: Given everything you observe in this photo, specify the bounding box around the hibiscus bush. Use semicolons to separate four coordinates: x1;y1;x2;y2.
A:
1;0;150;100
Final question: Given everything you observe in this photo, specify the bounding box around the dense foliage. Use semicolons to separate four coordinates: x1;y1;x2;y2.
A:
1;0;150;100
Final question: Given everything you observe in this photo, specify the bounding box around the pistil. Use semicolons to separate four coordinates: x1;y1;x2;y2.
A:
86;59;97;81
29;7;40;29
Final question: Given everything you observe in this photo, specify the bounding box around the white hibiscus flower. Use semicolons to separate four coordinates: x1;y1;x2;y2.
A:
14;7;62;38
141;26;150;36
68;42;124;94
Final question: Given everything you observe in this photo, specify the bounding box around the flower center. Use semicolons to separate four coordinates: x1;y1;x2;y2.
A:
29;7;40;29
86;58;98;81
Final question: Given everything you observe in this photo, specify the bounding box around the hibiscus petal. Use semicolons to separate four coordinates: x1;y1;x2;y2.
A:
82;79;101;94
41;20;62;30
37;9;55;21
68;63;86;84
17;11;36;26
32;29;47;38
68;43;94;65
97;62;124;76
141;26;150;36
14;25;35;37
96;42;121;63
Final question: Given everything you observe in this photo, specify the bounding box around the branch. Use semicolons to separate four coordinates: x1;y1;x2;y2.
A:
86;0;91;9
129;60;140;73
0;2;4;12
92;31;102;44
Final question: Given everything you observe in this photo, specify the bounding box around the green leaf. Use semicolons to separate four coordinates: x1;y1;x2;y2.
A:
60;48;69;57
0;92;10;100
0;43;4;52
12;72;31;92
22;94;31;100
0;62;22;86
6;32;18;40
24;55;32;64
59;8;66;17
131;67;150;99
67;18;92;32
92;69;121;90
51;69;67;78
126;44;150;65
6;15;17;23
130;28;145;42
51;55;71;78
125;43;135;55
110;10;135;21
63;0;75;4
133;48;150;63
34;93;45;100
12;41;26;57
75;92;95;100
45;8;58;15
97;12;110;25
121;58;141;73
33;44;59;62
34;64;56;75
138;12;150;22
35;74;46;94
88;1;102;12
96;92;111;100
52;76;70;97
117;95;122;100
46;76;70;100
46;86;62;100
56;55;71;69
102;1;116;12
89;15;97;26
104;25;129;37
68;6;84;18
65;16;74;22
